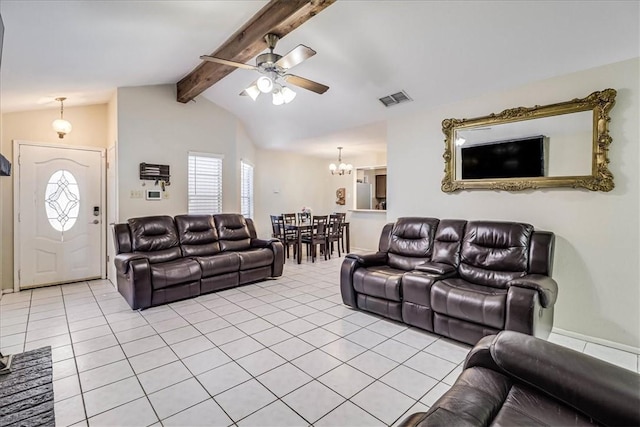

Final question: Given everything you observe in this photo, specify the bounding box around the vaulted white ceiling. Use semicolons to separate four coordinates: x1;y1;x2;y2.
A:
1;1;638;157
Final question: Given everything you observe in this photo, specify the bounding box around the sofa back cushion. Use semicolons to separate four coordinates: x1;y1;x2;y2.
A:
175;215;221;257
215;214;251;251
128;216;181;263
431;219;467;267
387;217;439;270
459;221;533;288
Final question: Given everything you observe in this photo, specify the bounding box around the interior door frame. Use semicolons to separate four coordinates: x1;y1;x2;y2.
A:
13;140;107;291
106;144;118;288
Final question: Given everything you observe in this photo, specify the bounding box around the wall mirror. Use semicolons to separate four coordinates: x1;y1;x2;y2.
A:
355;166;387;210
441;88;616;192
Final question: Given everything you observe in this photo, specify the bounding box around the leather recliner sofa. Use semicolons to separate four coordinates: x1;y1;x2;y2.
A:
113;213;284;310
399;331;640;427
340;217;556;345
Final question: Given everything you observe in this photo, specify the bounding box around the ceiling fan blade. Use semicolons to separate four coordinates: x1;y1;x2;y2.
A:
283;74;329;94
200;55;257;70
275;45;316;70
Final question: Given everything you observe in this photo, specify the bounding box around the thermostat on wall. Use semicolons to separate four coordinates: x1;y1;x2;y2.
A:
146;190;162;200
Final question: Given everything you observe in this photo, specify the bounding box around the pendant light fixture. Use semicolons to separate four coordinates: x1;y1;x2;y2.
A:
52;97;72;139
329;147;353;175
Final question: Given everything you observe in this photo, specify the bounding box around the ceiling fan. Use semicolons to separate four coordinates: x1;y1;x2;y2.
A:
200;33;329;105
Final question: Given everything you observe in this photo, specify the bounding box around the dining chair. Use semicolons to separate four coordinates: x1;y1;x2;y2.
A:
301;215;328;262
297;211;311;224
332;212;347;253
327;214;343;258
270;215;296;263
281;213;299;241
283;213;297;225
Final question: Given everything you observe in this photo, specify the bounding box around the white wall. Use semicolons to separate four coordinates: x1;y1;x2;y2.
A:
387;58;640;348
254;148;390;250
253;149;329;239
116;84;254;220
0;104;109;291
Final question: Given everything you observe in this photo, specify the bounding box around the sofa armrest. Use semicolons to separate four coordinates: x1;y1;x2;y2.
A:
250;238;279;248
490;331;640;427
463;334;500;372
249;238;283;276
507;274;557;307
114;253;148;275
114;256;152;310
345;252;387;267
414;261;456;275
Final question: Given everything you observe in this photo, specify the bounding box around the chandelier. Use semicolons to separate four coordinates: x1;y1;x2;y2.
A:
52;97;72;139
329;147;353;175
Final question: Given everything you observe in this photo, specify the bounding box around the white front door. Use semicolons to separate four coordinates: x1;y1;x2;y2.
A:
16;142;105;289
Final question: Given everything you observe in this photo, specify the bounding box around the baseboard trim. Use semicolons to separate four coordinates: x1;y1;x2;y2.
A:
553;327;640;355
0;288;14;301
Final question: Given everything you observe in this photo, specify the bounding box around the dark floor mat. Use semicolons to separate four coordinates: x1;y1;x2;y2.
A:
0;346;55;427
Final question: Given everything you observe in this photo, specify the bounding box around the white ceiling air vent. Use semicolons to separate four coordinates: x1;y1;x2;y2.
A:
379;90;413;107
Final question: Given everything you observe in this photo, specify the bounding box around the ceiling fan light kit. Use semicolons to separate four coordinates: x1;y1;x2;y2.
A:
281;86;296;103
243;84;261;101
256;75;274;93
200;33;329;106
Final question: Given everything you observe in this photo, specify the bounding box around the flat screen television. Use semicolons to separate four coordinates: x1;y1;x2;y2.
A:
461;135;546;180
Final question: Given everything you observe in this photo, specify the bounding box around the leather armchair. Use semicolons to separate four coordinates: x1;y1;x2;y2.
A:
399;331;640;427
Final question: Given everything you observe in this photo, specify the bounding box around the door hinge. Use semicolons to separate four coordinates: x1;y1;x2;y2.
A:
18;212;21;222
106;161;110;169
107;255;110;262
18;270;21;280
18;155;21;166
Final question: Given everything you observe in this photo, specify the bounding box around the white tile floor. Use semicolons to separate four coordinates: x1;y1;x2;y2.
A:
1;254;638;427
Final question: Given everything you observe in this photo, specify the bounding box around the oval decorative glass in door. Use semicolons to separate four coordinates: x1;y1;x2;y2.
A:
44;169;80;232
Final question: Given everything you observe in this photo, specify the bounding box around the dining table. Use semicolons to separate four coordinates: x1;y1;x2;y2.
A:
285;221;350;264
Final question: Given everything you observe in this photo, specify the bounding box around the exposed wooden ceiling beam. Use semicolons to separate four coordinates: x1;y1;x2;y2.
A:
176;0;336;104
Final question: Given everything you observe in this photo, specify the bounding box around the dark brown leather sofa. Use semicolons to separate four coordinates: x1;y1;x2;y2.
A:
340;217;556;345
113;213;284;310
399;331;640;427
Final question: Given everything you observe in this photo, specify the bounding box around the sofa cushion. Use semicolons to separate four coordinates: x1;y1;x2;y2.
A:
238;248;274;270
215;214;252;251
139;247;183;265
431;219;467;267
196;253;240;277
431;278;507;329
128;216;182;264
150;258;201;290
387;217;439;270
175;215;221;256
353;266;404;302
459;221;533;288
129;216;179;251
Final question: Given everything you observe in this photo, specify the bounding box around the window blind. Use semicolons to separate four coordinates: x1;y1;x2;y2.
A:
240;160;254;219
188;153;223;214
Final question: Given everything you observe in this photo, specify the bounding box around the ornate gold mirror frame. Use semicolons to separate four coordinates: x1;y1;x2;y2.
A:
441;88;616;192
